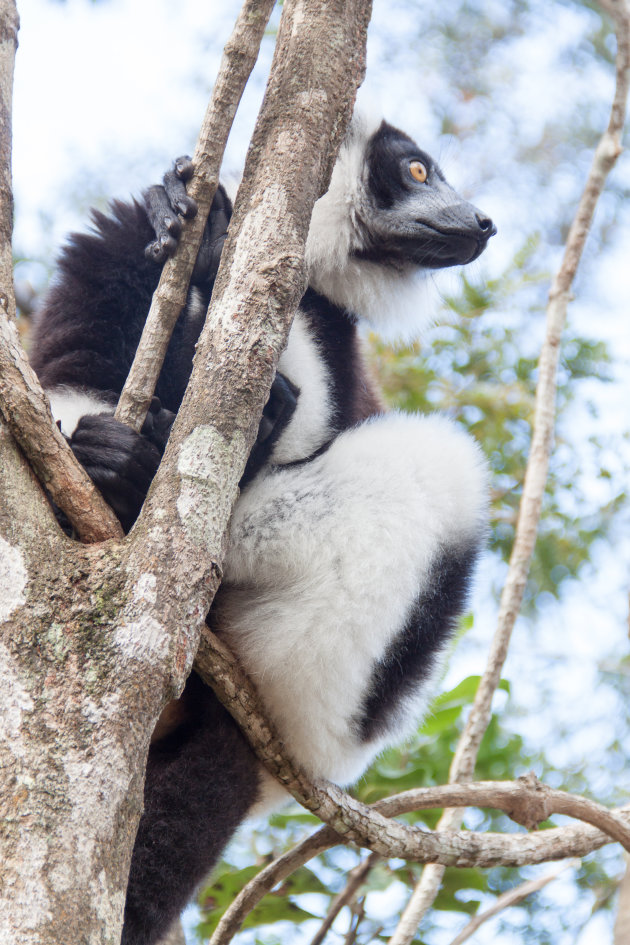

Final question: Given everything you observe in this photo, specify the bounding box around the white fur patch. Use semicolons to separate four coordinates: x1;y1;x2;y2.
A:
273;311;333;463
0;539;28;622
47;387;114;437
221;412;487;785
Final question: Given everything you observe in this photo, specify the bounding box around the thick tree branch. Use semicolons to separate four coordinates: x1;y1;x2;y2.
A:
388;4;630;939
210;794;630;945
115;0;276;431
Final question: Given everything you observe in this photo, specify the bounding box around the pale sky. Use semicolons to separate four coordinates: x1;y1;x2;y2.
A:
10;2;630;943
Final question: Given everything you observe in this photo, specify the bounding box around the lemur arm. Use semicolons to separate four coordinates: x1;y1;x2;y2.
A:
31;167;298;533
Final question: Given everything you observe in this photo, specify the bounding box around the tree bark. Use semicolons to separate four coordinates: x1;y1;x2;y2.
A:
0;1;371;942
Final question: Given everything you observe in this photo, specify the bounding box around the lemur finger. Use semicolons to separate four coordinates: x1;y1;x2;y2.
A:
143;184;181;262
141;397;176;451
162;167;197;220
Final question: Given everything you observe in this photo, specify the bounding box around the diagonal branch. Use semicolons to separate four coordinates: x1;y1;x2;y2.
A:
114;0;276;432
0;280;124;545
197;628;630;862
387;3;630;940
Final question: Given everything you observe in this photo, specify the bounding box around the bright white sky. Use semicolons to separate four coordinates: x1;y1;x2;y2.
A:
10;2;630;943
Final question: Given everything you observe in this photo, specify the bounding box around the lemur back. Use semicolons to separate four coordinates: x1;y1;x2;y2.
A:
30;114;494;945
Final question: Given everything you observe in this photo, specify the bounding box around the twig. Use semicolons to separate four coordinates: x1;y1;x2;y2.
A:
308;853;379;945
0;309;123;542
387;3;630;940
114;0;276;431
344;896;366;945
446;860;579;945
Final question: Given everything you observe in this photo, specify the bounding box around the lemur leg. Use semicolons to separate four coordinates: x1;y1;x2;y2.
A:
214;412;488;786
121;675;259;945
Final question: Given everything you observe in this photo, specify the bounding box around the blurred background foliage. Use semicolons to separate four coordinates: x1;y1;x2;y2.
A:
13;0;630;942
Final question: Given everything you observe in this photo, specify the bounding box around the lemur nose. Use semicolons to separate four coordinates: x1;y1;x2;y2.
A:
476;213;497;238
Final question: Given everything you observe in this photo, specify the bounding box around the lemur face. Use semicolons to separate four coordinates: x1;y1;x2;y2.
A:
304;113;496;338
355;121;496;270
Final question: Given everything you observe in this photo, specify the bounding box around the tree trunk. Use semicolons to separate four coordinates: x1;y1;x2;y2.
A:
0;1;371;942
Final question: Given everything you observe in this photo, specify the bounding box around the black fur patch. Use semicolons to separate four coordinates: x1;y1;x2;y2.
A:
357;542;479;743
300;288;382;431
121;672;260;945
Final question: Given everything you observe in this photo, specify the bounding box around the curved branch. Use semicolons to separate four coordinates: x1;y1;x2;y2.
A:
210;794;630;945
197;631;630;854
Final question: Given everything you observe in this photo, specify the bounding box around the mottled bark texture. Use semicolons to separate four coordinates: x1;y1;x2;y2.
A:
0;0;371;942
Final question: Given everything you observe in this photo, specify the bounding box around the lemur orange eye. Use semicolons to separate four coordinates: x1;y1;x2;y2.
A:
409;160;428;183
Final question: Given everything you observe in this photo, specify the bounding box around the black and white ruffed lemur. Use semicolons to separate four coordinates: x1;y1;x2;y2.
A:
30;113;495;945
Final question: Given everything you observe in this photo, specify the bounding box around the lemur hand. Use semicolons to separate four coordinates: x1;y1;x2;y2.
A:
69;397;175;533
142;157;230;288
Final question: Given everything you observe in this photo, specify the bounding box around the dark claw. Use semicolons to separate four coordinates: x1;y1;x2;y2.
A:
163;169;197;220
143;160;231;285
174;196;197;218
164;215;182;237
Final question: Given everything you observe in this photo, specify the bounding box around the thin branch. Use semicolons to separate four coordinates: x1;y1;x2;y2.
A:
447;860;579;945
614;852;630;945
344;895;366;945
209;796;630;945
308;853;380;945
0;309;124;542
114;0;276;431
0;0;122;543
388;3;630;939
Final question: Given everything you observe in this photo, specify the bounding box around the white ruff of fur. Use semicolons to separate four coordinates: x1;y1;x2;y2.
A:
305;114;436;343
272;312;333;464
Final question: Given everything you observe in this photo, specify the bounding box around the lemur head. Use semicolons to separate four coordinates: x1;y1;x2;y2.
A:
306;114;496;340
